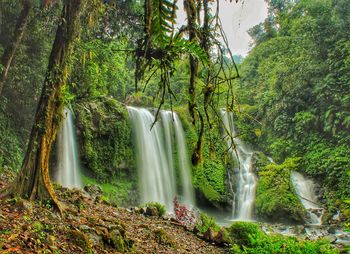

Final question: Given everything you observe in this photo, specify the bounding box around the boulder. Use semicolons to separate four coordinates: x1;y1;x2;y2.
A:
84;185;103;199
145;206;158;217
107;229;125;252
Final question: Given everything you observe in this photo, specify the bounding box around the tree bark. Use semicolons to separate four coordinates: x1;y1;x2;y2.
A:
8;0;84;212
184;0;198;126
0;0;32;96
185;0;204;165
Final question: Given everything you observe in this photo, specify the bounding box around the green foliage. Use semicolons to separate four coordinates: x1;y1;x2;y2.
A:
144;202;166;217
153;228;176;247
178;106;228;205
233;0;350;218
255;158;306;223
228;222;338;254
195;212;220;234
0;112;22;171
71;39;133;101
81;159;137;207
228;222;263;247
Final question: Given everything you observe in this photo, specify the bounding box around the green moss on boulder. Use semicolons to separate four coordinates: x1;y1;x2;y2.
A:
75;97;133;181
177;106;228;206
74;97;137;206
255;157;306;223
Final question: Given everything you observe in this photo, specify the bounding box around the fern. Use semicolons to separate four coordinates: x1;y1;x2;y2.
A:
151;0;177;44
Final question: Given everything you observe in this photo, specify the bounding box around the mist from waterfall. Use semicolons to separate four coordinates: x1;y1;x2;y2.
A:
291;171;323;225
221;110;257;220
127;107;195;210
55;107;82;188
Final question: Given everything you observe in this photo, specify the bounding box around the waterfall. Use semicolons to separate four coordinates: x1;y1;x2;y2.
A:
173;113;195;207
290;171;323;225
127;106;195;210
55;107;82;188
221;110;257;220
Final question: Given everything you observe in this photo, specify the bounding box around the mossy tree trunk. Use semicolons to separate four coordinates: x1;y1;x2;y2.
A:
184;0;204;166
0;0;32;96
10;0;84;211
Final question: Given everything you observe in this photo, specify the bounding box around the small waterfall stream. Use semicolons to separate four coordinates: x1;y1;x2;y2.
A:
127;107;195;210
221;110;257;220
290;171;323;225
55;107;82;188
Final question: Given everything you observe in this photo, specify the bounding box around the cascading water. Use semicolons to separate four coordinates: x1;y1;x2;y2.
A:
290;171;323;225
55;107;82;188
127;107;195;210
173;113;195;207
221;110;257;220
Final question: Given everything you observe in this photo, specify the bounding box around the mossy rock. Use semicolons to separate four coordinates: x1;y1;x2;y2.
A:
75;97;134;180
68;230;93;252
255;157;306;223
74;97;137;206
153;228;176;248
176;105;229;207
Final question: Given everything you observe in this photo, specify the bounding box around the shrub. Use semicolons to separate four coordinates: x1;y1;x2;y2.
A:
173;197;198;228
228;222;263;246
195;212;220;234
228;222;338;254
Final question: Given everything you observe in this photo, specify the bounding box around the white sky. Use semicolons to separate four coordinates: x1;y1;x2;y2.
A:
176;0;268;56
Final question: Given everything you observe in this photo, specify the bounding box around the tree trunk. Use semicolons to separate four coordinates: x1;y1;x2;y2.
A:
9;0;84;212
185;0;204;165
0;0;32;96
184;0;198;126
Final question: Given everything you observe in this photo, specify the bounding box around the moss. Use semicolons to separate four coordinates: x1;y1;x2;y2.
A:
153;228;176;248
74;97;137;206
75;97;134;180
108;229;125;252
255;157;306;223
81;173;138;207
68;230;93;252
177;105;228;206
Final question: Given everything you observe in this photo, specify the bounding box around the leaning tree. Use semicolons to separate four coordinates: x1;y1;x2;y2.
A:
2;0;86;213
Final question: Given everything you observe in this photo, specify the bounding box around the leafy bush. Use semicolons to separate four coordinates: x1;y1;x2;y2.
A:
228;222;338;254
228;222;263;247
195;212;220;234
145;202;166;217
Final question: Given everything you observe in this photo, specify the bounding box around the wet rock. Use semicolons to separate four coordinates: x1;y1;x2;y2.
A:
328;226;337;234
290;225;305;235
213;228;230;246
145;206;158;217
203;228;217;242
323;234;337;244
